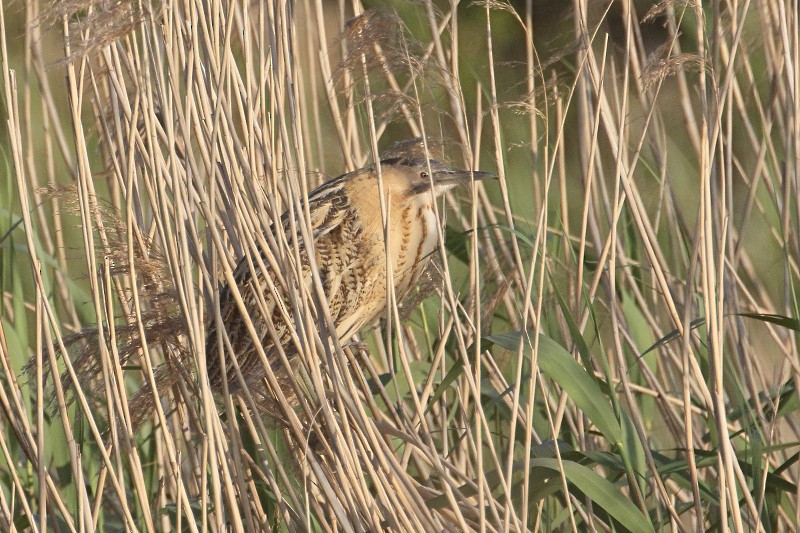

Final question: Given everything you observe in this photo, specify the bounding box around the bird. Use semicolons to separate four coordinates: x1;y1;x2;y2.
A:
204;154;494;403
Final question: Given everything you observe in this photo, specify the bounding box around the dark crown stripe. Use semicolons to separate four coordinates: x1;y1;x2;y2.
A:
379;157;439;167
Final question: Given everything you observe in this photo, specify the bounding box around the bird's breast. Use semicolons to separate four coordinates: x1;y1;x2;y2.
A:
389;199;439;292
321;189;441;340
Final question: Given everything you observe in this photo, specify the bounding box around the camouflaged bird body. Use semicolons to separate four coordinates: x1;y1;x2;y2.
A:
206;160;445;392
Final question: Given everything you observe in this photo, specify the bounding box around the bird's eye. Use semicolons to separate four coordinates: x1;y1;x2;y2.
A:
420;171;429;179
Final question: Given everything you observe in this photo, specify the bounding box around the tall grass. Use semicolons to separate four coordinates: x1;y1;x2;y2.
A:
1;0;798;530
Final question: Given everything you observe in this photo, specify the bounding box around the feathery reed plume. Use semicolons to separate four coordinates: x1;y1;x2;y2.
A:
37;0;153;63
24;186;190;425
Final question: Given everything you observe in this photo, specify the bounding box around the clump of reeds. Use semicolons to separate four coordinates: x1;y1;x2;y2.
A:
1;0;798;531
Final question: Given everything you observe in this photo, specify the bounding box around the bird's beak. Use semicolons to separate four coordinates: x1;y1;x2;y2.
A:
433;169;497;185
428;170;497;196
409;167;496;196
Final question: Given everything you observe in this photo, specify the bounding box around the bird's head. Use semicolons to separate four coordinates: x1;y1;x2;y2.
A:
376;157;495;198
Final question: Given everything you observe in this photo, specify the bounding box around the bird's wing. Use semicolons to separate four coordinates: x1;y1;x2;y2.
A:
282;176;353;241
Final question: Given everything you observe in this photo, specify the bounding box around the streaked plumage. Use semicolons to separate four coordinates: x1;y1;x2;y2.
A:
205;157;493;396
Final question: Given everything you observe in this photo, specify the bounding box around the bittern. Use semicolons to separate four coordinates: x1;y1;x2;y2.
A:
205;156;493;397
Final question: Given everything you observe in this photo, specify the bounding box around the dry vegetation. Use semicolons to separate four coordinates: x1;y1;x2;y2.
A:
1;0;799;531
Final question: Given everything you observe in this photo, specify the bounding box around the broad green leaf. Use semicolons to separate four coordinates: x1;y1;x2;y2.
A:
530;458;655;533
485;331;622;444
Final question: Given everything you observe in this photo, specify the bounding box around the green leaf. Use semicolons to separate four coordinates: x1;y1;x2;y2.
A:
640;312;799;358
429;356;465;406
530;458;655;533
736;313;800;332
380;360;431;404
444;226;471;264
640;317;707;357
485;332;622;444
